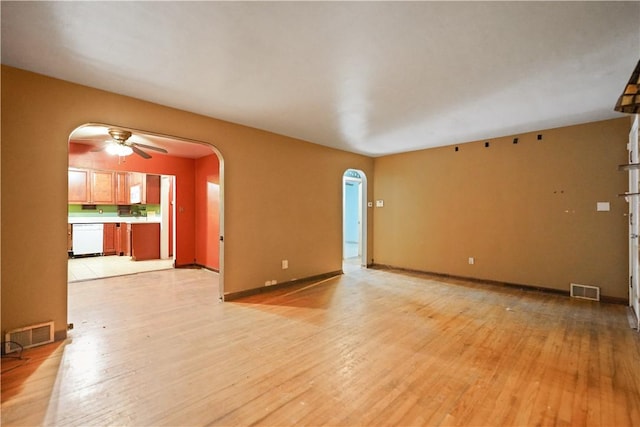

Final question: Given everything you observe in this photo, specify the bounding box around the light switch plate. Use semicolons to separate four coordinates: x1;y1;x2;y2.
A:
376;200;384;207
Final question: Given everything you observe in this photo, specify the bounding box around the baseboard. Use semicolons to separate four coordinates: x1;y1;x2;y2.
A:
601;295;628;305
369;263;626;304
54;329;67;342
174;263;220;273
224;270;343;301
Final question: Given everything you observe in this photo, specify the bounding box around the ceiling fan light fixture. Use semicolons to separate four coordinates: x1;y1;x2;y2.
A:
106;142;133;156
614;59;640;114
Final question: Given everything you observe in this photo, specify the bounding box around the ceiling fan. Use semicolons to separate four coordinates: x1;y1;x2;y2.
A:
94;128;168;159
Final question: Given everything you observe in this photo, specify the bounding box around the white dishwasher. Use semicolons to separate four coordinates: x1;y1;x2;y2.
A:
72;223;104;256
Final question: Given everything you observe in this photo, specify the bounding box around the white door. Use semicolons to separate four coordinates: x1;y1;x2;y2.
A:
627;115;640;329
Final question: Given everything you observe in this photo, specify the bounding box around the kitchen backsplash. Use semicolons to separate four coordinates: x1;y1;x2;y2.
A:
68;204;161;218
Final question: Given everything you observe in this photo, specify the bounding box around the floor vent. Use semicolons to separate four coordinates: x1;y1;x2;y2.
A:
4;321;54;354
570;283;600;301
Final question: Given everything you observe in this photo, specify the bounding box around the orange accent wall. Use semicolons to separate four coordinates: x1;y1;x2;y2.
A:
195;154;221;269
2;66;375;340
69;142;198;267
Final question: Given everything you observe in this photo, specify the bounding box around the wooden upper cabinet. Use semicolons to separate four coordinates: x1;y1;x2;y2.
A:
92;170;115;204
115;172;129;205
146;174;161;204
129;172;146;204
68;168;116;204
68;168;91;203
68;169;157;206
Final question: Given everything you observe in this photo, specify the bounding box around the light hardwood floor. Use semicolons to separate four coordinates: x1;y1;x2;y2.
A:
2;266;640;426
68;255;174;282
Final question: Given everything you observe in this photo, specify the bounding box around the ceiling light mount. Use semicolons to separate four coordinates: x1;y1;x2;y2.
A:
108;128;133;143
106;128;134;157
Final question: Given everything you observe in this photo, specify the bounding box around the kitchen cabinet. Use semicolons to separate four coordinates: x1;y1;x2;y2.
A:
118;223;130;256
68;168;115;204
92;170;115;204
70;169;160;206
129;173;161;204
68;168;91;203
115;172;129;205
129;172;146;204
146;174;161;204
130;223;160;261
67;224;73;254
103;223;117;255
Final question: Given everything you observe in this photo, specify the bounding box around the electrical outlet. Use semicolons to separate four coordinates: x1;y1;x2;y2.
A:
282;260;288;269
468;257;475;265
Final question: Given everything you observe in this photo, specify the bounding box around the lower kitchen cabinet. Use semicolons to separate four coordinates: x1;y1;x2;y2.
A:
67;224;73;254
130;223;160;261
116;223;130;256
103;223;117;255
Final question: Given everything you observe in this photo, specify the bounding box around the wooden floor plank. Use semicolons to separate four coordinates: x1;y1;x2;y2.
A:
2;267;639;426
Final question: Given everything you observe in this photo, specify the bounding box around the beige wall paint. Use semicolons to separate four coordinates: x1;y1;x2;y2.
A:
373;118;630;299
1;66;374;338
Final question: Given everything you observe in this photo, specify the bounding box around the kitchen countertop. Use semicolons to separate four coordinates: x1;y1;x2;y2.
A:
68;216;161;224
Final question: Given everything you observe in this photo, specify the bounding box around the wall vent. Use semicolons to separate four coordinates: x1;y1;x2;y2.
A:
570;283;600;301
4;321;54;354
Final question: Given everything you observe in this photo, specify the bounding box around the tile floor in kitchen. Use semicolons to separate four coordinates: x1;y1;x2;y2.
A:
68;255;174;282
70;250;362;282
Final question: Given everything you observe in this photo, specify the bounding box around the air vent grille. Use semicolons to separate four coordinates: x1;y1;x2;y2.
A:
570;283;600;301
4;321;54;354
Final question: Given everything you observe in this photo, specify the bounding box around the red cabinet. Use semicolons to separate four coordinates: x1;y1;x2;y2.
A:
130;223;160;261
103;223;117;255
68;168;115;204
129;172;146;204
68;168;91;203
91;170;115;204
116;223;130;256
115;172;129;205
146;174;161;204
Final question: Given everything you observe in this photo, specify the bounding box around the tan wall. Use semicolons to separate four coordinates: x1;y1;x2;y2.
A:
1;66;374;338
373;118;630;299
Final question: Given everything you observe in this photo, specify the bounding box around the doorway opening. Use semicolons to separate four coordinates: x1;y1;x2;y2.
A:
67;123;225;299
343;169;367;272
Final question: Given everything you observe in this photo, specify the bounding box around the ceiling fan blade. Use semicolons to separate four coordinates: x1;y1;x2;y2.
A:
90;145;107;152
132;142;168;153
131;145;152;159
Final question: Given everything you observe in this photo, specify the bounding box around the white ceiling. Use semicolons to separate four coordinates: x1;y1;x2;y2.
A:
2;1;639;157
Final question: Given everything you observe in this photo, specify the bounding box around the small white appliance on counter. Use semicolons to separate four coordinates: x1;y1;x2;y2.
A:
72;223;104;256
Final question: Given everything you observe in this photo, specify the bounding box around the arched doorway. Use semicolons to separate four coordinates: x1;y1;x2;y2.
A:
67;123;225;299
343;169;367;271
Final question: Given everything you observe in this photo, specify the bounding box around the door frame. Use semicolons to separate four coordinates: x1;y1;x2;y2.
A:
627;115;639;329
67;123;225;300
343;169;368;267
